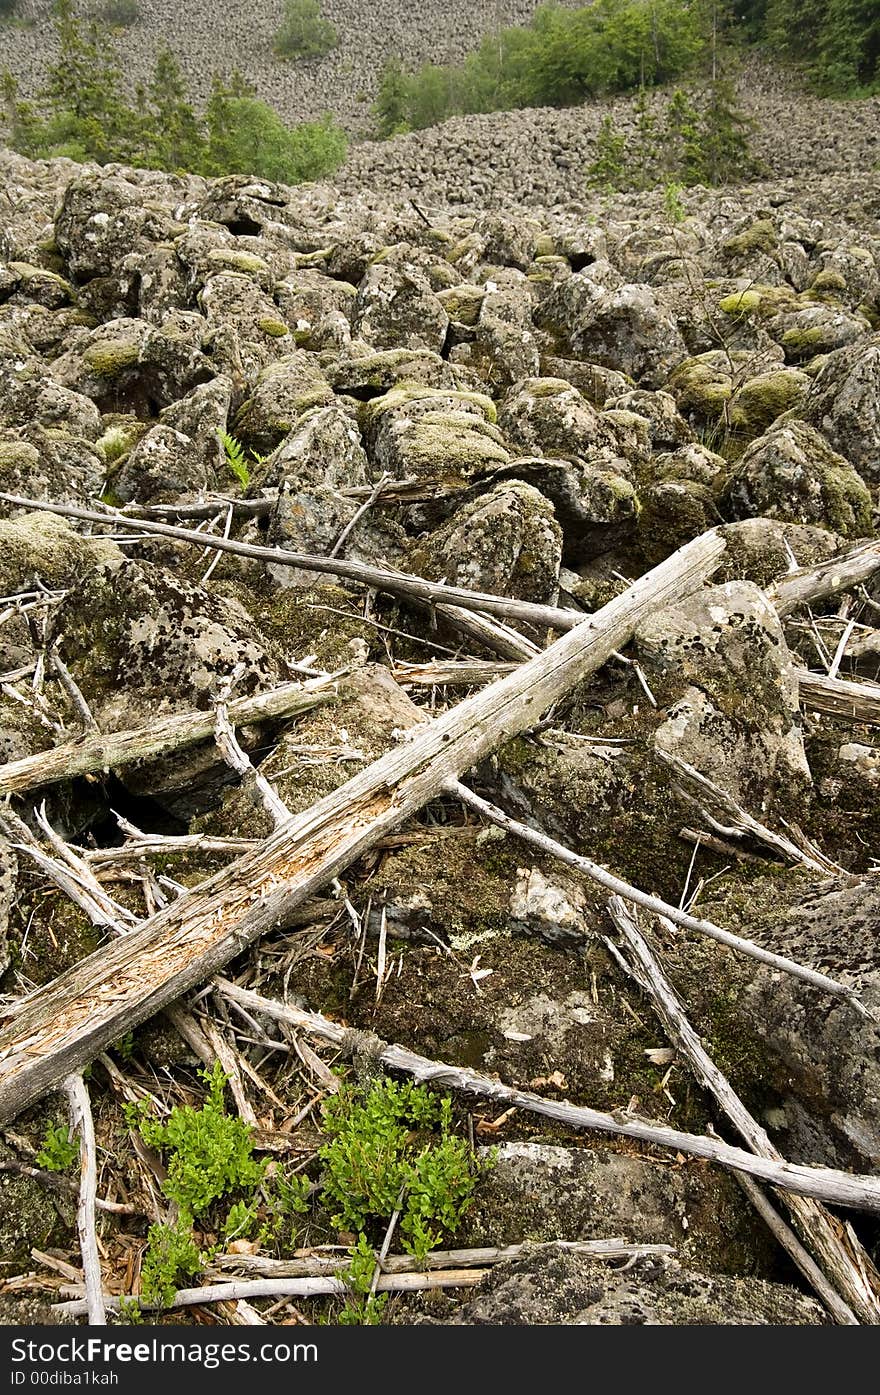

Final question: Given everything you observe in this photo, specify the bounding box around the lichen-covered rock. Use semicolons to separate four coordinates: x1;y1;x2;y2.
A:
458;282;541;390
728;367;810;436
232;352;334;454
447;1245;823;1325
0;512;121;593
721;419;872;538
717;517;841;589
252;403;369;493
637;479;720;565
324;345;456;395
767;302;870;363
50;315;211;413
635;579;810;810
494;455;637;561
364;385;508;487
275;270;356;346
0;352;102;440
409;481;562;603
801;332;880;481
159;374;233;472
605;388;693;449
110;423;209;504
0;427;104;511
54;170;176;280
498;378;617;460
543;279;686;386
352;263;449;354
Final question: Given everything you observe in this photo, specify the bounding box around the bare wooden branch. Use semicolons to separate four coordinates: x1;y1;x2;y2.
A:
214;697;291;829
64;1073;105;1326
442;780;868;1014
657;750;852;879
797;668;880;726
770;539;880;618
205;1238;675;1280
54;1269;488;1317
215;980;880;1214
0;528;725;1125
0;494;587;634
606;896;879;1325
0;676;336;798
0;1159;139;1213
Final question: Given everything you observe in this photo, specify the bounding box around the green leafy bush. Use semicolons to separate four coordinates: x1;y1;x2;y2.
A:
100;0;139;26
273;0;338;60
0;3;347;183
319;1078;487;1261
373;0;707;135
37;1122;79;1172
128;1062;264;1217
140;1218;202;1307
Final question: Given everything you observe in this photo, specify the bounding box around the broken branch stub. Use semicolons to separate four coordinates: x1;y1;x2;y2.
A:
0;528;725;1125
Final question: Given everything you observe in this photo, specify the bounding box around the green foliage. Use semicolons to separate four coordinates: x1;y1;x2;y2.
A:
218;430;250;488
743;0;879;93
374;0;708;135
0;0;19;17
273;0;338;60
372;57;411;138
586;114;627;190
319;1078;487;1262
663;179;687;223
36;1122;79;1172
336;1234;387;1325
128;1062;264;1217
0;1;347;183
586;80;757;193
140;1217;202;1308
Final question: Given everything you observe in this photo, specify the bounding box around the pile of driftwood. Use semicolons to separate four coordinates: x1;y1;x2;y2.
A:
2;494;880;1325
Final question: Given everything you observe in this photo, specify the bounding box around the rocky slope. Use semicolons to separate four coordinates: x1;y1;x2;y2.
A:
2;0;572;130
0;144;880;1325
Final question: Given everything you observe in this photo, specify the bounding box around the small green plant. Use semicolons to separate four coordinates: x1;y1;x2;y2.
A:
126;1062;264;1216
223;1198;259;1243
663;179;686;224
319;1078;487;1262
273;0;338;60
218;430;252;488
586;113;627;192
140;1217;202;1307
336;1233;387;1325
37;1122;79;1172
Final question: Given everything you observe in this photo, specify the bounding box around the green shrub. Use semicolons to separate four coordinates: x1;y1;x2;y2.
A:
319;1078;487;1261
273;0;337;60
140;1218;202;1307
128;1062;264;1217
36;1122;79;1172
0;0;20;17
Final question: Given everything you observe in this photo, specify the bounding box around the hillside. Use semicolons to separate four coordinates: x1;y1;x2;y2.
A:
2;0;575;130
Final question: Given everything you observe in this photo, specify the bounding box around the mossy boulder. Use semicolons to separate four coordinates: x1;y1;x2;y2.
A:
722;218;777;262
352;263;449;355
324;347;455;395
437;284;486;327
233;353;334;454
408;480;562;604
498;378;618;461
801;332;880;482
720;419;873;538
0;512;121;594
728;367;810;436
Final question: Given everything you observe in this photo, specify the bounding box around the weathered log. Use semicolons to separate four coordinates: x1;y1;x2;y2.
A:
796;668;880;726
0;530;725;1125
770;539;880;618
0;677;335;798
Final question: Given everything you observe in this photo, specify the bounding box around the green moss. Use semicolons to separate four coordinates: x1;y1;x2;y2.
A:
719;288;762;316
728;369;809;435
809;268;847;295
258;317;291;338
668;357;731;420
722;219;777;260
206;248;272;279
533;233;556;258
7;261;74;299
437;284;485;326
362;383;498;428
780;325;828;359
82;340;140;378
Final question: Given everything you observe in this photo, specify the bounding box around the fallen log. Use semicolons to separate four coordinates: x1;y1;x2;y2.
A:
0;676;336;798
796;668;880;726
0;529;726;1125
770;539;880;618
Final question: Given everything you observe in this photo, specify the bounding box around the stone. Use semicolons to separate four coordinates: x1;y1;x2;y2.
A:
721;420;872;538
